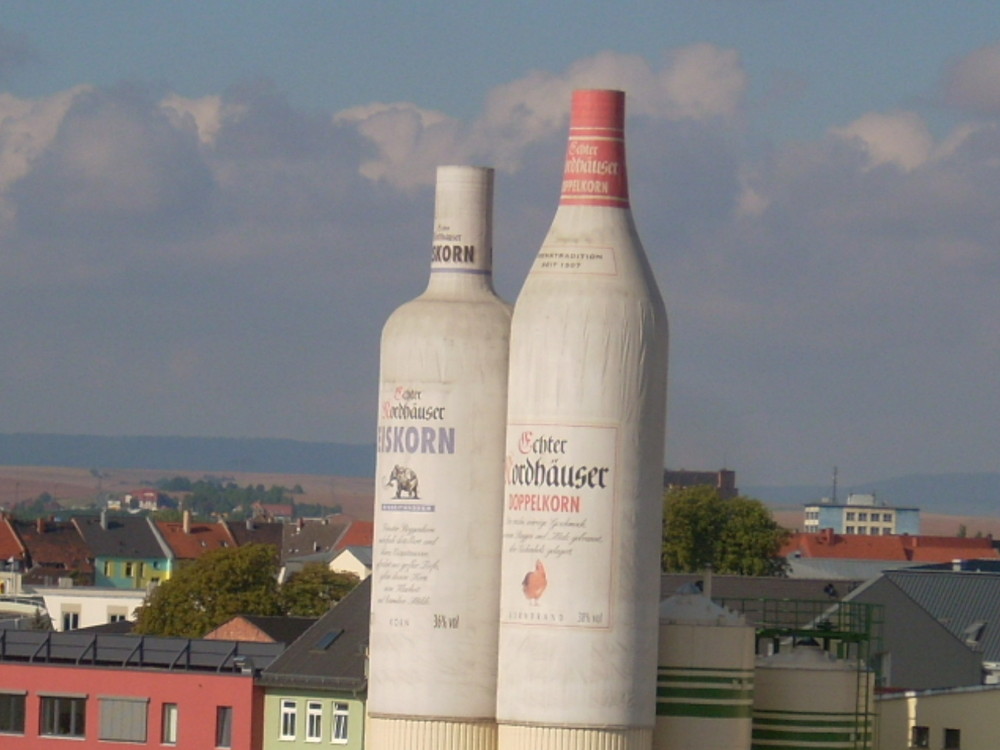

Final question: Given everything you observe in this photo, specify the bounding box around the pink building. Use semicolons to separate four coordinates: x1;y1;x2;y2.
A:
0;630;282;748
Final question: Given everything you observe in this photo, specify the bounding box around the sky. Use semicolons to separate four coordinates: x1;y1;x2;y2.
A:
1;2;999;488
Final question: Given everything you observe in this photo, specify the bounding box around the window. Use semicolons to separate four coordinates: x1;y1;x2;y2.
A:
858;512;868;522
846;512;856;521
884;513;894;523
124;562;135;577
103;561;113;577
911;725;929;748
945;728;961;749
41;695;87;737
215;706;232;748
136;562;145;578
280;699;297;740
332;702;349;744
846;526;855;534
0;692;25;734
162;703;178;744
61;607;80;631
99;697;148;742
108;606;128;623
870;527;880;535
306;701;322;742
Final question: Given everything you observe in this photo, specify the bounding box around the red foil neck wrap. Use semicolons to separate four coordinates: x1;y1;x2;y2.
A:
560;89;629;208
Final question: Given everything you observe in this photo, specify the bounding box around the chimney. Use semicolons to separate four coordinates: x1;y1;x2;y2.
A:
245;518;255;531
100;509;108;530
952;558;964;572
183;509;192;535
36;517;45;534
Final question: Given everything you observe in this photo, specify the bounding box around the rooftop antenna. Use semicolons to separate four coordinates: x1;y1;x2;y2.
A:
831;466;838;504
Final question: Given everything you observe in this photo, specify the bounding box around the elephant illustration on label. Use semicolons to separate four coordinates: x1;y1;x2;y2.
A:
387;465;419;499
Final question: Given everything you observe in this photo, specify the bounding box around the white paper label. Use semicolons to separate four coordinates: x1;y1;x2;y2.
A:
500;422;618;629
530;244;618;276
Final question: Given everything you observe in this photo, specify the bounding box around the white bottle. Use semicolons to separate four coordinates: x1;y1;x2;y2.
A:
368;166;511;750
496;90;669;750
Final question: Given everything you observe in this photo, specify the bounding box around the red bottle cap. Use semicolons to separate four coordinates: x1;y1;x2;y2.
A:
570;90;625;133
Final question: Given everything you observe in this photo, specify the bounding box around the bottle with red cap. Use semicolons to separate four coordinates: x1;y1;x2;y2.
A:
369;166;511;749
496;90;669;750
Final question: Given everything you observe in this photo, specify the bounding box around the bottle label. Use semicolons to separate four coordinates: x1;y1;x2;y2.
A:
500;422;618;629
374;384;454;606
371;378;505;717
530;243;618;276
430;225;490;275
560;131;629;208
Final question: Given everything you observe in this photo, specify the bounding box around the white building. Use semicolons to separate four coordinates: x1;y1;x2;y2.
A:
803;493;920;536
32;585;146;631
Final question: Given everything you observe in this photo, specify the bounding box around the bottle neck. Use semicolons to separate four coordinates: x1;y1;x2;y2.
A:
424;264;497;296
559;89;630;210
423;165;496;298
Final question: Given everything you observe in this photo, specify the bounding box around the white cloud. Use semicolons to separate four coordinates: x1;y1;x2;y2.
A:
659;43;747;121
334;102;461;189
338;46;748;189
160;93;236;145
829;111;933;171
945;41;1000;114
9;87;214;245
0;86;90;193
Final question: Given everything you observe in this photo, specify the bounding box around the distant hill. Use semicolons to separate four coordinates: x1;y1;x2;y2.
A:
0;433;375;478
1;434;995;518
745;473;1000;517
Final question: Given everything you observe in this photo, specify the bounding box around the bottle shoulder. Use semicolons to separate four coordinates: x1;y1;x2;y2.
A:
382;293;512;339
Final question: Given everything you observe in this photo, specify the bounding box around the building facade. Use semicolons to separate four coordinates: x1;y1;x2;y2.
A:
803;493;920;535
0;630;281;748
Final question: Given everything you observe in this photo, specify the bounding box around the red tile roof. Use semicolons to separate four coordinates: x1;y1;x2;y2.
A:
15;520;94;582
782;529;999;562
335;520;373;552
155;519;238;560
0;517;27;563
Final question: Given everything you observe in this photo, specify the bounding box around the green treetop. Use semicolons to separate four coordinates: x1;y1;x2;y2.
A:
662;485;790;576
280;563;359;617
133;544;283;637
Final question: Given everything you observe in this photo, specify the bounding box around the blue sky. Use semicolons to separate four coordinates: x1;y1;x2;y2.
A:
1;2;999;489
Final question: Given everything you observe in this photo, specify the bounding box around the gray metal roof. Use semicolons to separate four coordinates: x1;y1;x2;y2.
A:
786;557;921;581
881;568;1000;662
0;629;283;672
259;576;370;692
343;546;372;567
661;573;864;604
234;615;318;645
73;515;171;560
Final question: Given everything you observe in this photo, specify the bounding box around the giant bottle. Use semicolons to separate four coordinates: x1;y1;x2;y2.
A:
368;166;511;749
496;90;669;750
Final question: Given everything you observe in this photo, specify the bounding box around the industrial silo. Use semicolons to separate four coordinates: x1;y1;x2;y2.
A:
654;587;755;750
752;643;873;750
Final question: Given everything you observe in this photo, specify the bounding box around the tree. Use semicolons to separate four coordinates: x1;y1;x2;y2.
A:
662;486;790;576
280;564;360;617
134;544;283;637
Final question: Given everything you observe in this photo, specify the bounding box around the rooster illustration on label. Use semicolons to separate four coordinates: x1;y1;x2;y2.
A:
521;559;547;603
